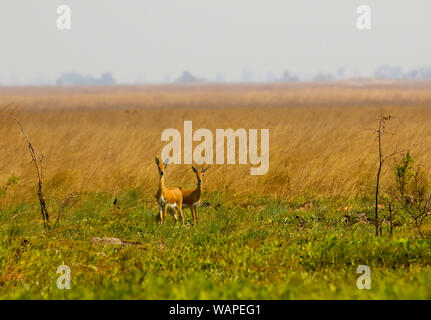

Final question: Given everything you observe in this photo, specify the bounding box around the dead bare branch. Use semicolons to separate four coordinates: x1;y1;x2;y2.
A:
7;115;50;230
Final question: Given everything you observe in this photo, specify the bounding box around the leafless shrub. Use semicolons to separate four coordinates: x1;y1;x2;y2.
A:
7;115;50;230
372;114;408;236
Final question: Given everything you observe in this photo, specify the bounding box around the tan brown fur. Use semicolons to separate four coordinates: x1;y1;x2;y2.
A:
181;166;208;225
154;157;184;225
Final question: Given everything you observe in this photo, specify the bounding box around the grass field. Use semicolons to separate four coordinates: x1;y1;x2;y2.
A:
0;82;430;299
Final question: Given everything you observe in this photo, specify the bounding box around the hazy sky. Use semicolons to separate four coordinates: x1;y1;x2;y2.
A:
0;0;430;83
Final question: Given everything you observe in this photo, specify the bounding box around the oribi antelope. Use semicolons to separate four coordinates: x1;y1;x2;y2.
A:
154;157;185;225
181;166;208;225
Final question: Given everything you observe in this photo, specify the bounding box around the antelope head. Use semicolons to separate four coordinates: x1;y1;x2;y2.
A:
155;157;170;177
192;165;208;184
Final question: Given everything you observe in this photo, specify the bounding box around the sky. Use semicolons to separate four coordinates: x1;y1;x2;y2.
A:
0;0;430;84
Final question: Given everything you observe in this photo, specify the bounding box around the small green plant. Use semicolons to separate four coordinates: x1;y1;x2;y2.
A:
6;175;20;186
2;175;20;195
394;151;415;199
389;152;431;238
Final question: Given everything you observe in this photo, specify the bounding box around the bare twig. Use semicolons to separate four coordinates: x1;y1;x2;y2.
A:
372;114;408;237
7;115;50;230
374;115;391;236
54;192;81;230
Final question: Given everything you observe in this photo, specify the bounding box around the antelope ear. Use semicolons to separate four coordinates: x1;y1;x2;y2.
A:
163;158;170;166
203;167;209;173
155;157;160;165
192;166;198;173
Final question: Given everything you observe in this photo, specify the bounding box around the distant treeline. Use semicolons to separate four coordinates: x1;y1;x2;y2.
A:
56;72;116;86
4;66;431;87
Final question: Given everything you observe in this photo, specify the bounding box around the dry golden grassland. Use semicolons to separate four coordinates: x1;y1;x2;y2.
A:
1;82;431;299
1;82;431;202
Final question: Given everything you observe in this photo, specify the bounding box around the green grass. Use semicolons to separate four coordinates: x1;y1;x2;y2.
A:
0;191;430;299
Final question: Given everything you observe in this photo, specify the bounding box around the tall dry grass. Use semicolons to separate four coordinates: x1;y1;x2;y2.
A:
1;82;431;204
